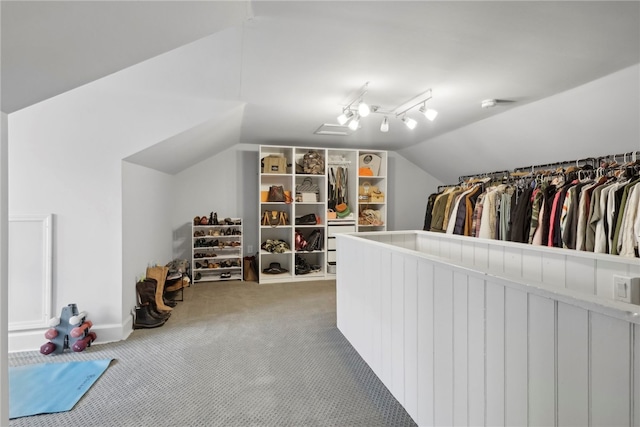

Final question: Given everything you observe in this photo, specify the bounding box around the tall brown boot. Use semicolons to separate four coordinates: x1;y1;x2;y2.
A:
146;266;173;311
136;279;171;320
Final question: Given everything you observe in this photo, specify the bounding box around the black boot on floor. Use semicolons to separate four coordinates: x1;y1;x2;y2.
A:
133;305;166;329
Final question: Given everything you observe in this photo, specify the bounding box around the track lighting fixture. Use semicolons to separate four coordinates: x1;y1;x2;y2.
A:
335;84;438;133
348;114;360;131
419;103;438;121
402;116;417;130
357;101;370;117
337;109;354;125
380;116;389;132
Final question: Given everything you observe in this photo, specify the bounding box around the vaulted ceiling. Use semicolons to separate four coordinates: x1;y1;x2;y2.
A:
2;1;639;178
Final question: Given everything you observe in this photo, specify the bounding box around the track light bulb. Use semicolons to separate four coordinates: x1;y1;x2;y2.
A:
348;114;360;131
402;116;417;130
358;101;370;117
424;108;438;121
419;104;438;121
337;110;353;125
380;117;389;132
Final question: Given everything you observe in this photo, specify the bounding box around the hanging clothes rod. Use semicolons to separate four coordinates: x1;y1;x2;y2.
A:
600;150;640;164
512;157;599;173
458;170;510;183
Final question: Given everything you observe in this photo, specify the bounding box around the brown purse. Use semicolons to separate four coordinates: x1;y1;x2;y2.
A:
267;185;285;202
262;210;288;227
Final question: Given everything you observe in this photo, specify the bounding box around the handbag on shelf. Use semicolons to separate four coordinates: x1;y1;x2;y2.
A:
295;213;318;225
327;209;337;220
267;185;290;202
295;231;307;251
370;189;385;202
358;209;383;226
359;153;381;176
335;203;351;218
359;181;376;202
301;151;325;175
295;177;320;202
261;239;290;253
300;229;323;251
262;210;288;227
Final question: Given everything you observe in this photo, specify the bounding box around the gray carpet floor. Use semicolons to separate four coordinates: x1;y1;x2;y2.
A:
8;280;416;427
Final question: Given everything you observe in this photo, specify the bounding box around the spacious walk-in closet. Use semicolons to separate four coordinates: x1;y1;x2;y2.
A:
2;1;639;426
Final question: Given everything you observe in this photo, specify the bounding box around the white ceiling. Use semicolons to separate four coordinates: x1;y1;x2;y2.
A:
2;1;639;174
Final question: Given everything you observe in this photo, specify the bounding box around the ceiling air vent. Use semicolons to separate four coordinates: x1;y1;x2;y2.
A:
314;123;351;136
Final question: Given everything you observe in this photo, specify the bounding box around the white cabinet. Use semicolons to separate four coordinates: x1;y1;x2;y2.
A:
192;218;243;283
258;145;386;283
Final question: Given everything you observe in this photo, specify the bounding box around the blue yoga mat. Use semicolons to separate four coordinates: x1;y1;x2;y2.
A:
9;358;113;419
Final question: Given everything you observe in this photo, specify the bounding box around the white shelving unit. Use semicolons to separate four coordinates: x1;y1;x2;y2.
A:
258;145;387;283
192;218;243;283
356;151;387;232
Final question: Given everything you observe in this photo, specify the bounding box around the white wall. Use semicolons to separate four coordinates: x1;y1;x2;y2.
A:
400;64;640;183
171;144;259;260
121;161;173;331
0;111;9;425
387;152;443;231
7;43;240;349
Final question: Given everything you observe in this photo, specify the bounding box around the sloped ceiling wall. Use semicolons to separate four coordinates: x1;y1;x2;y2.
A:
3;1;639;180
0;1;252;113
399;64;640;184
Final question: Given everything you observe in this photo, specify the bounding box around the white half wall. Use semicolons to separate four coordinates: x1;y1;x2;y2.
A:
400;64;640;183
121;161;173;333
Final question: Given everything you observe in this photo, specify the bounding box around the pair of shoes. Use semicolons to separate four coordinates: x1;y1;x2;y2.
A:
221;272;232;279
224;218;234;225
193;230;205;237
295;255;312;275
133;305;166;329
209;212;219;225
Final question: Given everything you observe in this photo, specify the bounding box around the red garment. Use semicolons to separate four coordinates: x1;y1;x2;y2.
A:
547;191;563;247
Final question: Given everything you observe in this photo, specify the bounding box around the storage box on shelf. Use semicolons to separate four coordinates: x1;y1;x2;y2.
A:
191;218;243;283
258;145;386;283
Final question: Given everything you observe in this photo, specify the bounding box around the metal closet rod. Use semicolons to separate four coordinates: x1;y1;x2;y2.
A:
513;157;599;173
458;170;511;183
440;151;640;191
513;150;640;173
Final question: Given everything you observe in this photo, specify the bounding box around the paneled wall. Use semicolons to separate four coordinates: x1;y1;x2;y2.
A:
336;232;640;426
365;231;640;302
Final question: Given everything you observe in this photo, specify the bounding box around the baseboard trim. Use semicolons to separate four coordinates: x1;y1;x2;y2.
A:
9;320;131;353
